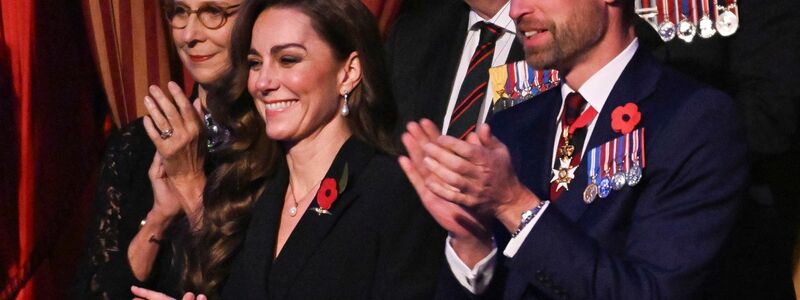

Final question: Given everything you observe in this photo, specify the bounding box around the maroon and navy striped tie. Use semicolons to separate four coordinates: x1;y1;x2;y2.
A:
447;22;503;140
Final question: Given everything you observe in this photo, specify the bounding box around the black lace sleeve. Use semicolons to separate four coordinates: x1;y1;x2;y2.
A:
72;118;183;299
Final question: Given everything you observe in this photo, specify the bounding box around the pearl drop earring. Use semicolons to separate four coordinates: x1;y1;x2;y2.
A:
341;91;350;116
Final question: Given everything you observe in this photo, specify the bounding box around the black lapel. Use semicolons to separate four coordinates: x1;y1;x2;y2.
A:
221;159;288;299
268;137;376;299
553;47;662;222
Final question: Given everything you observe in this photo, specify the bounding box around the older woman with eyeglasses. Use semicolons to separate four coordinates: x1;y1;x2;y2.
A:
72;0;241;298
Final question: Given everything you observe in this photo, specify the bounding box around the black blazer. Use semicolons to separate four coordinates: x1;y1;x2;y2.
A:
386;0;524;129
222;138;446;299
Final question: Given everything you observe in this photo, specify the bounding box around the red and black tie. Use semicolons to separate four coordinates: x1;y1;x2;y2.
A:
447;22;503;140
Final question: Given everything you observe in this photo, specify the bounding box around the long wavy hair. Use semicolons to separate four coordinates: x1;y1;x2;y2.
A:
183;0;397;295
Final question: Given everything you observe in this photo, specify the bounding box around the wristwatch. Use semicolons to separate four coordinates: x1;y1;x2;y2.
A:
512;200;548;237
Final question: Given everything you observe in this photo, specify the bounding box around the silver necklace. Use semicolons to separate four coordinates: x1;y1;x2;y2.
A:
288;179;321;217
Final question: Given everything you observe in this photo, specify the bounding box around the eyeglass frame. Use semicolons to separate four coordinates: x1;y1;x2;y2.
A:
163;3;241;30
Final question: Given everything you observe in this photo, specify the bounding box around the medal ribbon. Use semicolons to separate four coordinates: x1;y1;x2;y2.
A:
612;138;618;173
658;0;670;23
624;132;630;172
681;0;690;19
505;63;516;99
700;0;709;17
640;128;646;167
603;142;610;178
515;62;525;95
713;0;720;20
594;146;601;184
528;65;536;90
616;136;624;173
631;128;647;168
587;147;596;183
543;69;551;88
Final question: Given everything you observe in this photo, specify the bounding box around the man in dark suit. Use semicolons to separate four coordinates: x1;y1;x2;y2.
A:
386;0;524;139
399;0;748;298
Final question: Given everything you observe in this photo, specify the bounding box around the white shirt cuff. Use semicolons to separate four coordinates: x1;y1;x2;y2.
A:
444;235;497;294
503;201;550;257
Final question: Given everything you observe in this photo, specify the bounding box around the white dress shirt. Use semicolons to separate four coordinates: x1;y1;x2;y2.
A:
444;39;641;294
441;2;517;135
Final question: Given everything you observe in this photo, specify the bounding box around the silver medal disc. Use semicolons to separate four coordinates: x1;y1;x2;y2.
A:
716;10;739;37
626;163;643;186
677;18;696;43
698;16;716;38
658;21;676;42
612;172;627;190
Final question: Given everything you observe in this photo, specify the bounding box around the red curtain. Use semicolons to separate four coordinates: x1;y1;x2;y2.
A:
1;0;106;299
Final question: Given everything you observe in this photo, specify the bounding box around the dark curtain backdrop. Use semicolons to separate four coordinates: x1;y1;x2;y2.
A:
0;1;401;299
1;0;107;299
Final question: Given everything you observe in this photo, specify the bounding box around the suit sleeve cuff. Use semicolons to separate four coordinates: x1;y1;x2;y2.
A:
503;201;550;257
444;235;497;295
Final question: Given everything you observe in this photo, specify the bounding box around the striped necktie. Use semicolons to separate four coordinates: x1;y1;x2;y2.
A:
447;22;503;140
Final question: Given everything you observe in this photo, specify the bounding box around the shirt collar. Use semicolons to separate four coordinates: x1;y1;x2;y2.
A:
561;38;639;113
467;2;516;35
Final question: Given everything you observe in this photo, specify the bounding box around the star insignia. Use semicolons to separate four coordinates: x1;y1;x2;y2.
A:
550;157;577;192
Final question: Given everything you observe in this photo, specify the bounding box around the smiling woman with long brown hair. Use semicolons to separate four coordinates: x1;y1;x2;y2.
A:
130;0;445;299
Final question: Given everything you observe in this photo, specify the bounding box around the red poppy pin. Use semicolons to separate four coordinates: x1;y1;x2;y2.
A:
611;103;641;134
312;164;349;215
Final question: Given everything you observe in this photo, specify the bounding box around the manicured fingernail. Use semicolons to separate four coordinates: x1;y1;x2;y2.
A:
144;97;153;107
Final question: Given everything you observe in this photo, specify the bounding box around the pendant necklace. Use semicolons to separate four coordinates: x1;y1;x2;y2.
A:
288;179;321;217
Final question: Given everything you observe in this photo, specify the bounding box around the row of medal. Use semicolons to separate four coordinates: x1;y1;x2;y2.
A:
488;61;560;114
636;0;739;43
583;128;646;204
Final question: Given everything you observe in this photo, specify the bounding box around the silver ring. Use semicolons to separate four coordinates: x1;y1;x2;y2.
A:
159;128;174;140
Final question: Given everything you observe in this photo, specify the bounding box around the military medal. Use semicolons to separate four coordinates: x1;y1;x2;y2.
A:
489;62;511;114
612;137;627;190
698;0;716;38
583;146;601;204
627;129;645;186
657;0;676;41
676;0;697;42
515;63;533;101
551;101;598;193
551;129;578;192
716;0;738;37
597;142;612;198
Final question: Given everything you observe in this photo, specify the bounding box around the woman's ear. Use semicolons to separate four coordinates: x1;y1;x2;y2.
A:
338;51;362;95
